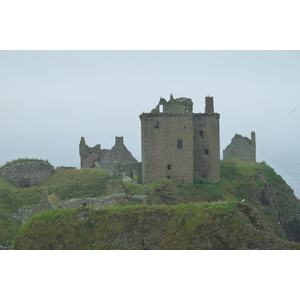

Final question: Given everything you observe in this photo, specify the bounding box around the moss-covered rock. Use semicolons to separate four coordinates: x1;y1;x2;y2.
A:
12;203;300;250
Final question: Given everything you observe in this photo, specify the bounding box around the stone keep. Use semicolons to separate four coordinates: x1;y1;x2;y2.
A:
140;95;220;184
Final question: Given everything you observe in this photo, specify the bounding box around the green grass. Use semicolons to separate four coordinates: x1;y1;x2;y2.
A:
2;159;300;248
0;158;51;171
13;201;299;250
0;168;110;244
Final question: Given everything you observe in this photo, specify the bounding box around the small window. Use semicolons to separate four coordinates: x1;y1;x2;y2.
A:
167;176;170;179
90;152;93;154
205;149;209;155
177;139;183;149
199;131;203;138
154;121;160;129
167;164;171;170
203;175;206;178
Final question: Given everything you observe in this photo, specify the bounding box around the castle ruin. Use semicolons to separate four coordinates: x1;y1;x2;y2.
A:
223;132;256;162
140;95;220;184
79;136;141;181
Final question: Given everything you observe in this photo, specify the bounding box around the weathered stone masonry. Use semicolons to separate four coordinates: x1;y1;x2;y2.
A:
13;189;148;224
140;95;220;184
223;132;256;162
0;160;54;188
80;136;141;183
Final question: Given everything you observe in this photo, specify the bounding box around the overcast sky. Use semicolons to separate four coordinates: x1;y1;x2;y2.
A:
1;50;299;170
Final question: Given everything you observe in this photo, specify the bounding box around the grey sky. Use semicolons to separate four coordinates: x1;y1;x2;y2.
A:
1;51;299;171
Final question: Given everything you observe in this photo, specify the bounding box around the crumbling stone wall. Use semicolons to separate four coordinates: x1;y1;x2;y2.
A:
12;189;148;224
79;137;110;168
79;136;139;181
0;160;54;188
113;162;142;184
12;190;57;224
99;137;139;177
60;194;148;209
223;132;256;162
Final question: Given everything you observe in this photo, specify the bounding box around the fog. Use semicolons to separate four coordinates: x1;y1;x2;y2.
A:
1;51;299;170
1;1;300;294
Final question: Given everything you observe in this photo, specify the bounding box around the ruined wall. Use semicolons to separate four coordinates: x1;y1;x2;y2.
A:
223;132;256;162
60;194;148;209
13;189;148;224
0;160;54;188
99;137;138;177
12;190;57;224
79;137;110;168
113;162;142;184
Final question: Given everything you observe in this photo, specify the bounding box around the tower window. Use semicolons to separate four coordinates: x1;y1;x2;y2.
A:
177;139;183;149
167;164;171;170
205;149;209;155
154;121;160;129
199;130;203;138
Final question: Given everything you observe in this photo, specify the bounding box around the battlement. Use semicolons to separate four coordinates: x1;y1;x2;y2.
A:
156;94;193;114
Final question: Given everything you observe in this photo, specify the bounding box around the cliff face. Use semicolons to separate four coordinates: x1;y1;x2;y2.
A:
12;204;300;250
10;160;300;250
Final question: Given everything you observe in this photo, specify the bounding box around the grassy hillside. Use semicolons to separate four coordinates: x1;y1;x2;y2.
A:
10;159;300;250
0;165;109;244
13;202;300;250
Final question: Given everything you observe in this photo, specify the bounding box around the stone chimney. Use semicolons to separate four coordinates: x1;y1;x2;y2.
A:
205;96;214;113
115;136;124;146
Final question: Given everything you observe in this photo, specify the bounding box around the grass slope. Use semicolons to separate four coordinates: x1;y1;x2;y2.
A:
13;203;300;250
11;160;300;250
0;166;109;244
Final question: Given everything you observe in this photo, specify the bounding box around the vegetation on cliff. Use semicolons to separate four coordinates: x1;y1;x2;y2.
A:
0;165;109;243
5;159;300;249
12;202;300;250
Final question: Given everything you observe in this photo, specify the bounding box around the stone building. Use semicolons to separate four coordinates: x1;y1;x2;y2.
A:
79;137;110;169
79;136;141;181
140;94;220;184
223;132;256;162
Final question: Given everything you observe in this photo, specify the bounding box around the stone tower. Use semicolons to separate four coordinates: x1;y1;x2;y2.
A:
140;95;220;185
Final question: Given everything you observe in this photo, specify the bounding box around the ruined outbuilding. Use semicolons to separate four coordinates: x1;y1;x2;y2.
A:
0;160;54;188
140;94;220;184
79;136;141;181
223;132;256;162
